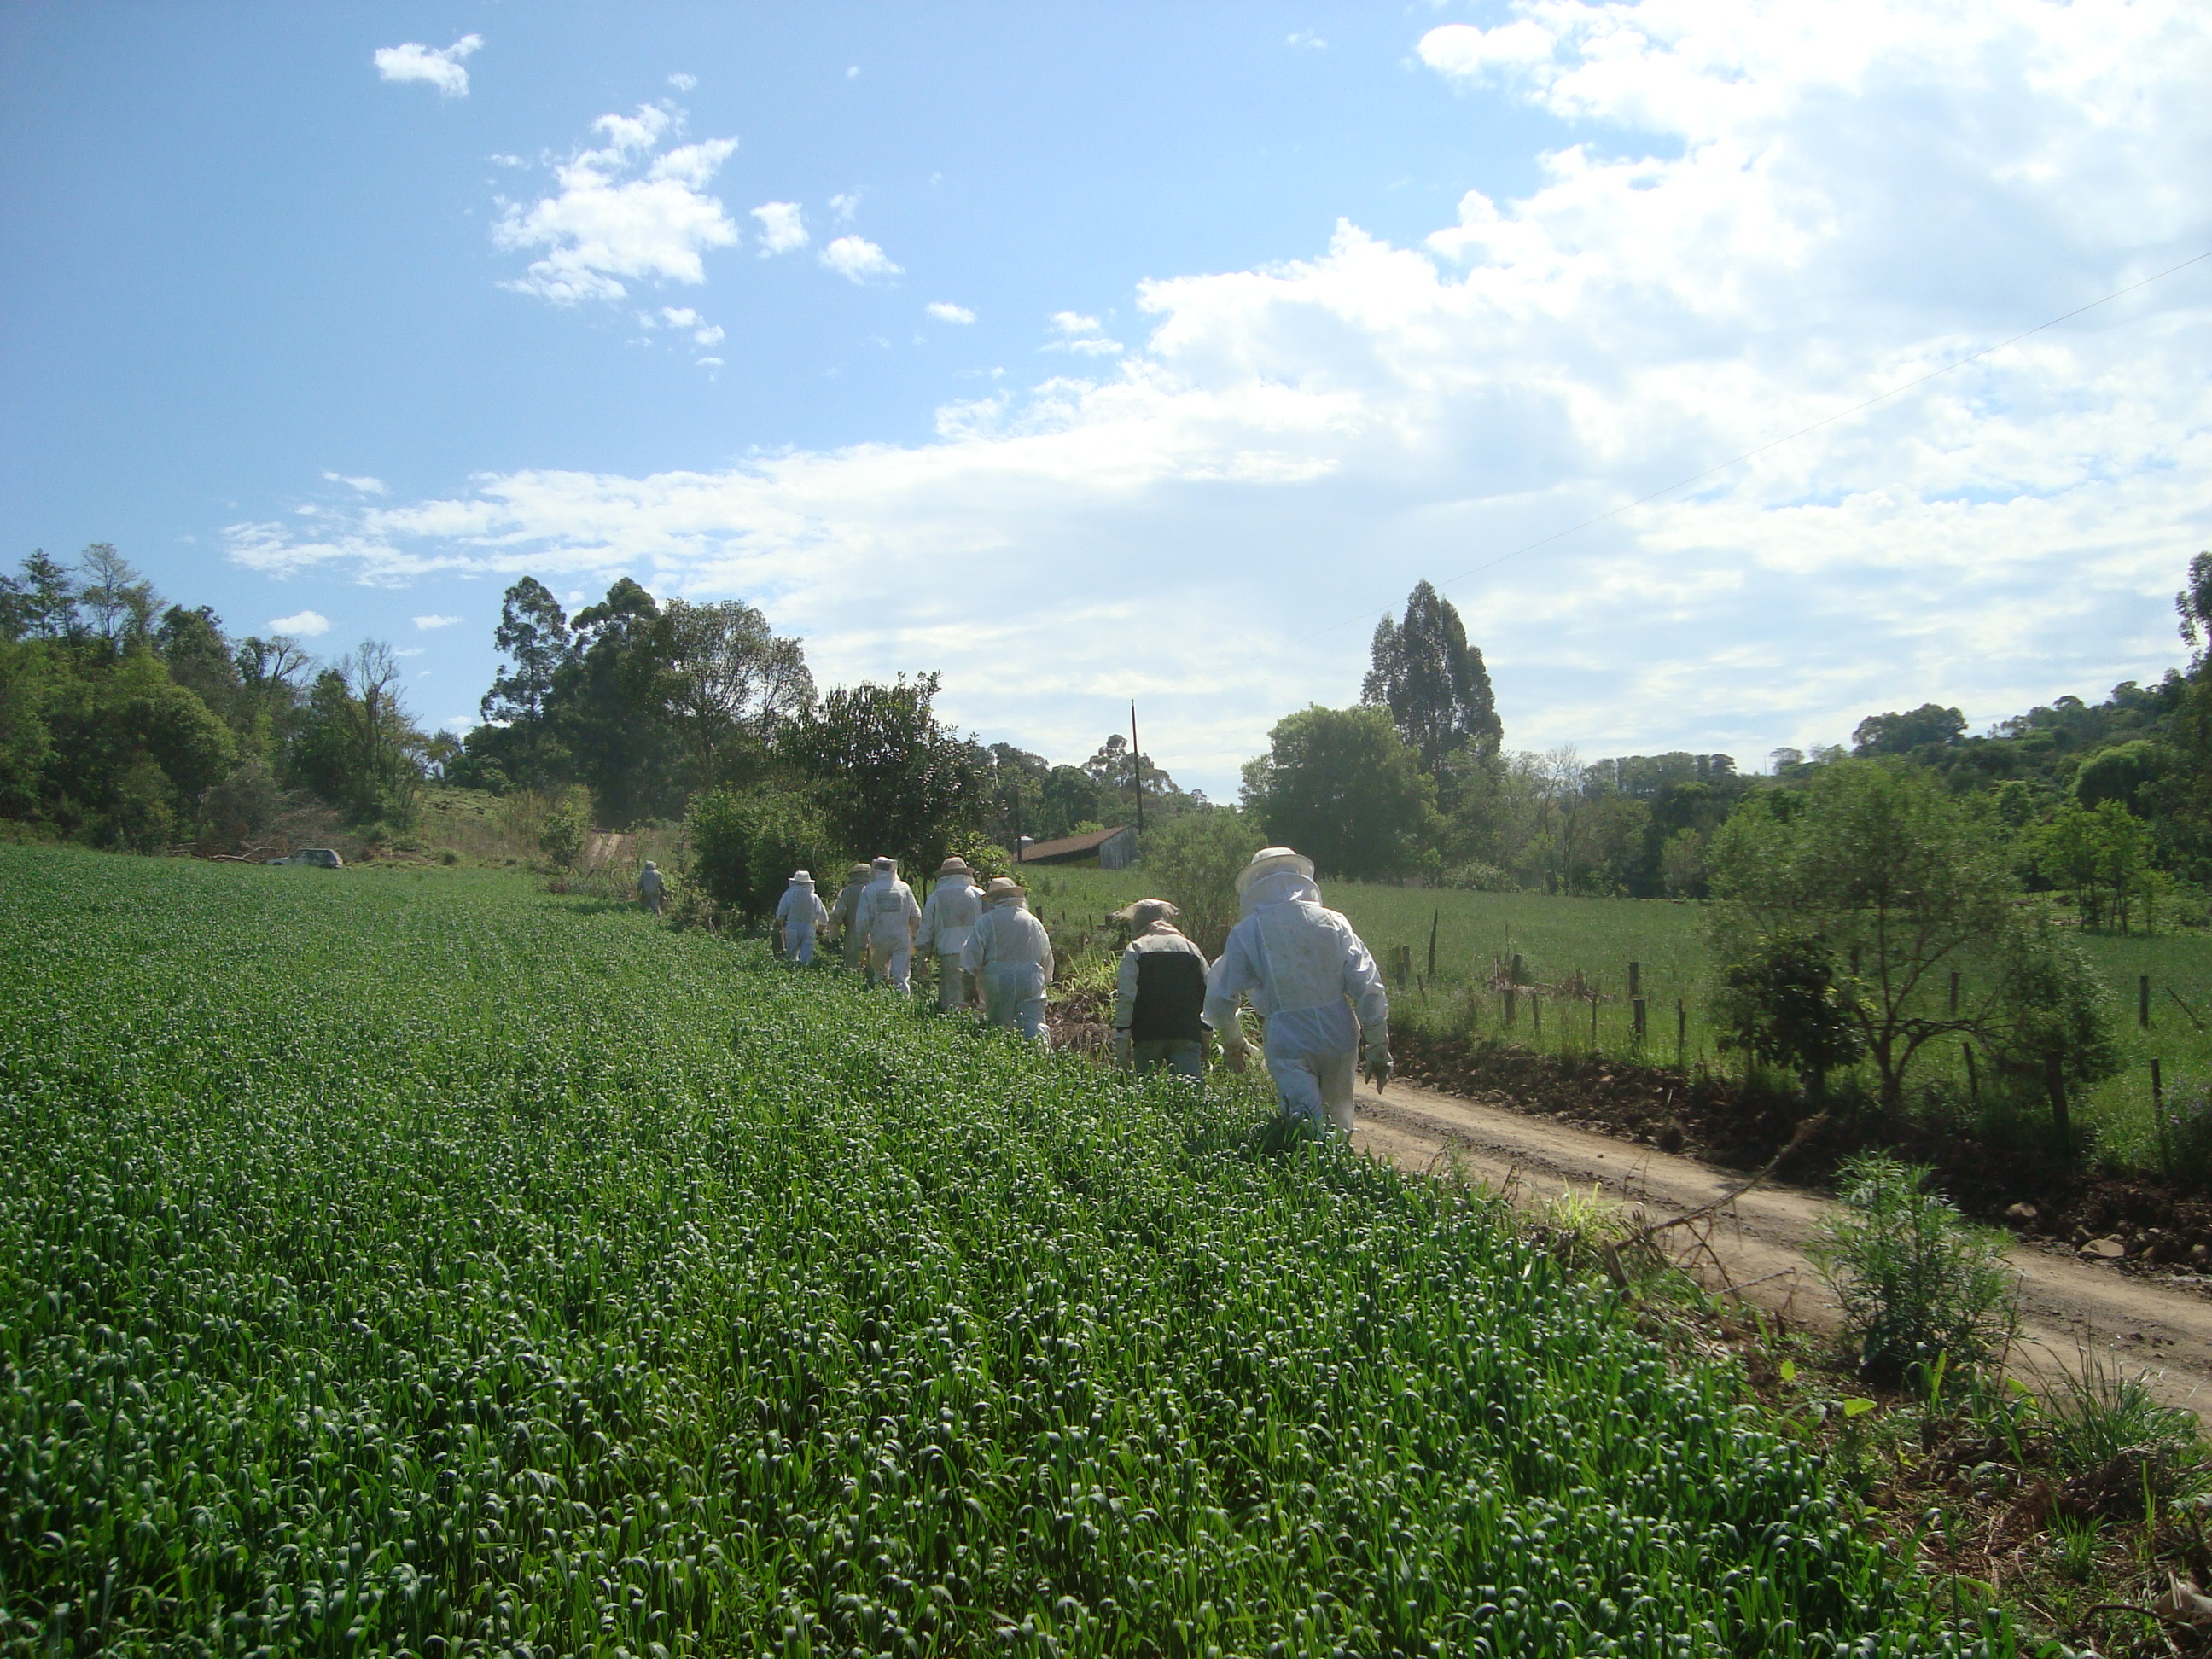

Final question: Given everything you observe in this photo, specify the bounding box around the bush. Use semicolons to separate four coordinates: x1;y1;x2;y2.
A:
1813;1155;2016;1385
687;786;841;923
1141;808;1266;956
1711;932;1865;1095
538;806;586;870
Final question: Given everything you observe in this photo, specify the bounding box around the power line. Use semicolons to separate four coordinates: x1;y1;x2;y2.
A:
1301;247;2212;649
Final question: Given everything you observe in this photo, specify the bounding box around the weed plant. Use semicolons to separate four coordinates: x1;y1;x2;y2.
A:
0;847;2019;1656
1813;1155;2018;1384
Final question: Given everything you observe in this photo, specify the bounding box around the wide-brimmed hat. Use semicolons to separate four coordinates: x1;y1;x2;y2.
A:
871;856;897;873
789;870;813;883
643;859;658;870
936;855;971;876
847;863;873;882
983;876;1027;902
1234;846;1315;897
1112;897;1180;929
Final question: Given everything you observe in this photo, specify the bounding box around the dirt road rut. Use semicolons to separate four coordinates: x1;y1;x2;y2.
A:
1348;1076;2212;1424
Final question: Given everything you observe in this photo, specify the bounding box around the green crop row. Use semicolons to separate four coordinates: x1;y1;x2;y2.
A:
0;847;2011;1656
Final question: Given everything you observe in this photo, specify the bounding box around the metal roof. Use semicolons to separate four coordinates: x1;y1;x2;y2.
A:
1016;825;1135;863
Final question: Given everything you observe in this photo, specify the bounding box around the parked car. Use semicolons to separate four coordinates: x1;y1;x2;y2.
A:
265;847;345;869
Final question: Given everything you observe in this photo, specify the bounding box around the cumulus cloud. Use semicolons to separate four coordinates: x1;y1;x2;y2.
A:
820;235;902;282
751;201;808;254
375;35;483;97
493;105;739;303
926;301;977;324
667;73;697;91
829;192;859;221
323;472;387;495
232;2;2212;792
268;609;330;637
413;614;463;630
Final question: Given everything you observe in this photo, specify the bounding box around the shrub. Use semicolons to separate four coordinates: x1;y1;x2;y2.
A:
1711;932;1865;1095
538;805;586;870
1813;1153;2017;1385
1141;807;1266;955
686;785;840;923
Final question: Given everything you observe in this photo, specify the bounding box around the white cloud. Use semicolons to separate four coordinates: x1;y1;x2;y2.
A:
393;647;427;658
927;301;977;324
667;73;698;91
659;306;702;328
374;35;483;98
829;192;859;221
1287;31;1327;50
1048;311;1123;356
231;1;2212;794
751;201;808;254
820;235;902;282
692;324;725;346
412;614;463;630
493;105;739;303
268;609;330;637
846;66;860;79
696;356;725;369
323;471;387;495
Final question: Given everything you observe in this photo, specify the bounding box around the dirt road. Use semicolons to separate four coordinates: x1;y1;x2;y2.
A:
1348;1076;2212;1424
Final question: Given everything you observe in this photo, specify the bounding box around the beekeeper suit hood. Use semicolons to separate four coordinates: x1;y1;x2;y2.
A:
1236;847;1320;915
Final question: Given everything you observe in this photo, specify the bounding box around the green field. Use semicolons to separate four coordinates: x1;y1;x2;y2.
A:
0;847;2010;1656
1029;865;2212;1167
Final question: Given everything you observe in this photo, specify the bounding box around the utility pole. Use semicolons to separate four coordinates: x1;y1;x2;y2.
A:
1130;700;1144;835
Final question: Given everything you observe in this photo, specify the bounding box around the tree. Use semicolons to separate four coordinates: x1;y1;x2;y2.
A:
1241;704;1440;881
1980;917;2123;1127
289;641;427;825
559;579;684;824
480;578;574;791
1712;933;1866;1093
1708;761;2030;1112
0;551;79;641
2071;740;2162;816
1361;579;1501;771
75;544;160;647
1851;703;1967;758
686;787;841;923
155;604;241;719
656;597;814;789
787;672;985;868
2038;798;2154;931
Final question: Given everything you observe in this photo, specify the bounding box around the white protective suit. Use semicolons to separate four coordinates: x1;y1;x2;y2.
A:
774;874;829;965
961;893;1054;1041
917;874;983;1011
1202;859;1389;1134
860;864;923;992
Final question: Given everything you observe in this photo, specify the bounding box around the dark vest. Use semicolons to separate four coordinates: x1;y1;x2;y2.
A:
1131;948;1208;1042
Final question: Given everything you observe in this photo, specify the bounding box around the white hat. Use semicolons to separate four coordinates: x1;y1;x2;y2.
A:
789;870;812;883
1235;846;1314;897
1112;898;1180;929
983;876;1027;902
871;856;897;873
936;855;971;876
847;863;873;882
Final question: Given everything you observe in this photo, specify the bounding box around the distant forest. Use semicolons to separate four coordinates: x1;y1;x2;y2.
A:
5;545;2209;930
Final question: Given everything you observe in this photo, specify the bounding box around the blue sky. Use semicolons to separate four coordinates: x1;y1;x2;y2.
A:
4;2;2209;797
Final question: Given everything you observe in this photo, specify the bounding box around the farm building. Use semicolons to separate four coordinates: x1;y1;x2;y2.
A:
1015;825;1138;869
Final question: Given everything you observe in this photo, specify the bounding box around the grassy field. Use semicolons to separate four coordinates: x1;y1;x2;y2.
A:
0;847;2010;1656
1027;864;2212;1168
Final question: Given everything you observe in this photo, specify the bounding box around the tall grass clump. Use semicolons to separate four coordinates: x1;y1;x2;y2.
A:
1813;1153;2018;1385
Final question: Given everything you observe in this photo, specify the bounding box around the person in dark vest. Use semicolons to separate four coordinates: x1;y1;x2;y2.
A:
1110;899;1211;1080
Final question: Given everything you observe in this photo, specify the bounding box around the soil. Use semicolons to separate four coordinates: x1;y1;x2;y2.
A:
1393;1032;2212;1286
1344;1073;2212;1428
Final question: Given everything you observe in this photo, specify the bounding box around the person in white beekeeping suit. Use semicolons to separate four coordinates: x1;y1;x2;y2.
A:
774;869;829;965
827;863;874;972
1202;847;1391;1134
917;855;984;1011
860;855;923;991
960;876;1054;1042
637;859;666;915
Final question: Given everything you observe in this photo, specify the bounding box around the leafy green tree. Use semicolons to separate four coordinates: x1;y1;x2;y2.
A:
0;551;79;641
538;805;586;870
686;786;840;923
1241;704;1440;881
479;579;574;791
2037;797;2154;931
288;642;427;826
154;604;242;720
2071;739;2161;815
1709;762;2025;1112
1712;933;1866;1093
655;597;814;791
787;673;985;868
1851;703;1966;757
0;636;55;817
39;648;236;848
1980;917;2123;1122
1361;579;1501;770
559;579;684;824
1038;765;1101;840
75;544;161;648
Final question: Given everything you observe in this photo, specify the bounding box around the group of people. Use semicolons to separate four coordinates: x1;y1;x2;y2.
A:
743;845;1390;1136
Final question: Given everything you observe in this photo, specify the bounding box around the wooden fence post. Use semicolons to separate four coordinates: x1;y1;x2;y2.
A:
1676;999;1687;1069
1964;1042;1978;1102
1427;909;1439;980
1531;990;1542;1042
1633;998;1647;1045
2045;1051;2071;1158
2153;1057;2168;1174
2141;975;2152;1028
1628;961;1640;999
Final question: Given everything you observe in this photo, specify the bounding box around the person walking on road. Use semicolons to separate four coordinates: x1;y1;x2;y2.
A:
861;856;923;992
917;855;984;1011
637;859;666;915
775;870;829;965
961;876;1054;1043
1111;899;1210;1080
1202;847;1390;1135
827;863;873;972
